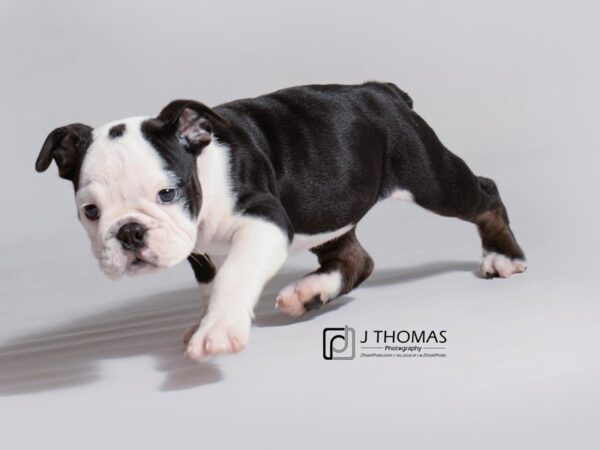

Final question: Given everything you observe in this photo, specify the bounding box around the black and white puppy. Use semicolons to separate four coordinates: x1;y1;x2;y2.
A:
36;82;526;360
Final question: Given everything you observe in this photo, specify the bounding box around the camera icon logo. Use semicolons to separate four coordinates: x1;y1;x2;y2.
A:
323;326;356;360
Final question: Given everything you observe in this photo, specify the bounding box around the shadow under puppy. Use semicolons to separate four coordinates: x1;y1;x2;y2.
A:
35;82;526;360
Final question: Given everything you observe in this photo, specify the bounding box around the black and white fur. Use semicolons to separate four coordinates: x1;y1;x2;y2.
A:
36;82;526;360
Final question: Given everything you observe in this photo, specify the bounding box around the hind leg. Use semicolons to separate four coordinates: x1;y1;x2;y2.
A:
389;107;527;278
397;143;527;278
472;177;527;278
276;228;374;316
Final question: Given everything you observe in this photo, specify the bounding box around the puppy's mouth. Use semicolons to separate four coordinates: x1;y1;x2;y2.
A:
130;256;152;268
125;252;159;274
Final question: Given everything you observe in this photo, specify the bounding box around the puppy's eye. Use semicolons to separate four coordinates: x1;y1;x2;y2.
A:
83;204;100;221
157;188;179;204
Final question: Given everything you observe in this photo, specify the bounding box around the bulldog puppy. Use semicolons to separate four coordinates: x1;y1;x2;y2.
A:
36;82;526;360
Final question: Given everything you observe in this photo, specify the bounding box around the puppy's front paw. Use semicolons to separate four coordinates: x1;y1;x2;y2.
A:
480;252;527;278
185;311;251;361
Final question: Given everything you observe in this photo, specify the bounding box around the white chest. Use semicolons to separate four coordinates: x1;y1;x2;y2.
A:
191;141;354;257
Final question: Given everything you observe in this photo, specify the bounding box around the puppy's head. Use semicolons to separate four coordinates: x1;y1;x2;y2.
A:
35;101;228;279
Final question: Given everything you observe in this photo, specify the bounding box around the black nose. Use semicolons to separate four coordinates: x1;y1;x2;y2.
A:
116;222;147;250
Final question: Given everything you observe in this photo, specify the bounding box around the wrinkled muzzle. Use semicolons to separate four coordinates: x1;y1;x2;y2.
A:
91;216;196;279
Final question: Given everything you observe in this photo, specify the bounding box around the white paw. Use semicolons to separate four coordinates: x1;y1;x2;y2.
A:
480;252;527;278
275;272;342;316
185;310;251;361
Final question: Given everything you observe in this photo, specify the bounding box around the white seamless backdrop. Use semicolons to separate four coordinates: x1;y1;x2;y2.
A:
0;1;598;449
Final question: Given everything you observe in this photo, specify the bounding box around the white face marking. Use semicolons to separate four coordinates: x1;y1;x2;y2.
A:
76;117;198;279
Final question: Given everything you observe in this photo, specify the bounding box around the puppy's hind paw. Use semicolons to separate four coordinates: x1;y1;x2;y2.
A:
480;252;527;279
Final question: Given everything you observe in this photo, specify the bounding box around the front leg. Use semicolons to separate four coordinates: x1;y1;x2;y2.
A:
185;218;289;360
182;253;225;345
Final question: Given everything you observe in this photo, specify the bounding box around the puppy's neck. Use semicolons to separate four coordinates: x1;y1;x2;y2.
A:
194;139;236;240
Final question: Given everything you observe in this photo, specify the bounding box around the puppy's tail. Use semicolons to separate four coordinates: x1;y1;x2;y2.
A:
383;82;414;109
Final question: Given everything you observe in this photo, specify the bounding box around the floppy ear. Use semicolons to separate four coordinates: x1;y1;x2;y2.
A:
157;100;229;155
35;123;93;181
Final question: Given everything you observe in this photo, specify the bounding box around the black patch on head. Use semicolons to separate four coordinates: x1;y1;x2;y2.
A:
108;123;126;139
140;118;202;218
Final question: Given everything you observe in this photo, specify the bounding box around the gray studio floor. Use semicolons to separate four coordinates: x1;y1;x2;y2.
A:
2;170;598;448
1;1;598;449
